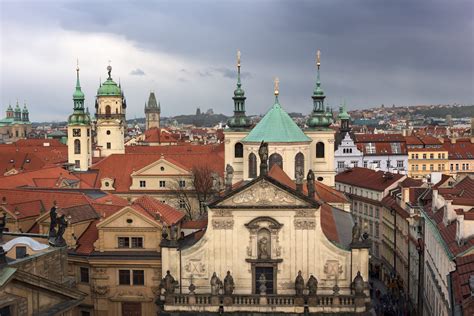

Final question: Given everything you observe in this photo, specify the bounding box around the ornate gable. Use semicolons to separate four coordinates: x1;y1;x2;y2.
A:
215;178;314;208
132;157;189;176
96;206;160;230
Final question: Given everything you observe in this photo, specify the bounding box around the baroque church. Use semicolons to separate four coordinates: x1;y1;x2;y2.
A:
225;51;336;187
0;101;31;143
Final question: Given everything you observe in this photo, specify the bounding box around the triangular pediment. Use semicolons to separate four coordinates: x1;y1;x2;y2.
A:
133;158;189;176
215;178;315;208
97;206;160;229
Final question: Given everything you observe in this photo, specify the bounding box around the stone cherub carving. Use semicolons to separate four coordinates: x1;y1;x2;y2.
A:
295;271;305;296
223;271;235;295
210;272;223;295
307;275;318;296
258;141;269;176
160;270;178;295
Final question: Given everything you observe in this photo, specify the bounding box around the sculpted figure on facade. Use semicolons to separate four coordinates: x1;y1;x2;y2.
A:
258;273;267;294
210;272;222;295
49;206;58;239
307;275;318;296
306;170;315;198
295;271;305;296
258;236;270;259
223;271;235;295
225;164;234;190
258;141;269;176
160;270;178;295
352;222;361;243
54;214;67;247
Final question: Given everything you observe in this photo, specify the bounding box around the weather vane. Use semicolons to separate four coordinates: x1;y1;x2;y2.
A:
274;77;279;96
107;60;112;79
317;50;321;68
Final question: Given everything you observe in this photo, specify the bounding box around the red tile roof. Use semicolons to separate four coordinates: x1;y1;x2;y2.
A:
335;167;405;191
181;219;208;229
141;128;179;144
132;195;184;225
1;200;45;220
381;195;409;219
320;203;339;243
354;134;405;142
75;220;99;255
443;138;474;160
0;188;93;210
452;254;474;307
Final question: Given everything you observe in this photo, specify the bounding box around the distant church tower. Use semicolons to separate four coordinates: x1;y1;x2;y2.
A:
305;50;336;187
145;92;160;130
95;65;126;156
224;51;252;181
68;64;92;171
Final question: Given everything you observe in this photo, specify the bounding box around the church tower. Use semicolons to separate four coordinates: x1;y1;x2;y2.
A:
68;64;92;171
224;51;253;182
95;65;126;156
305;50;336;187
145;92;160;130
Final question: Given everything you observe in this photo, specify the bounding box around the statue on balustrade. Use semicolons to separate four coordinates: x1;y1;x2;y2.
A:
295;270;305;296
210;272;222;295
160;270;178;295
224;271;235;295
307;275;318;296
352;222;361;243
258;273;267;294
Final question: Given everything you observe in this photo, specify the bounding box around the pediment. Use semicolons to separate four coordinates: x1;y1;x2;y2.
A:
133;158;189;176
216;178;313;208
97;206;160;229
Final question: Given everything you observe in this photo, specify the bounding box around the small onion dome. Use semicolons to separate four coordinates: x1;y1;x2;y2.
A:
22;105;29;113
234;86;245;97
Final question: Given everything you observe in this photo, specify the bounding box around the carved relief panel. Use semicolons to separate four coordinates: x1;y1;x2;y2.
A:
294;209;316;230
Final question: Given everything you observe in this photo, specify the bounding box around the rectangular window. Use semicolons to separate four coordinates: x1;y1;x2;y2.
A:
139;180;146;188
374;161;381;168
106;142;111;149
430;153;434;159
456;164;459;171
178;180;186;188
430;164;434;171
80;267;90;283
386;160;390;168
16;246;27;259
450;164;454;171
397;160;403;168
118;237;130;248
376;208;379;218
363;160;368;168
133;270;145;285
411;154;415;159
364;205;368;215
415;154;419;159
75;160;80;168
375;223;380;237
422;164;426;171
369;206;374;217
159;180;166;188
365;143;376;154
119;270;131;285
179;199;186;209
423;154;426;159
351;161;358;167
337;161;345;169
131;237;143;248
391;143;401;154
442;153;445;159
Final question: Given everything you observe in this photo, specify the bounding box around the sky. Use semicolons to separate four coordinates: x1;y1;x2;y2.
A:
0;0;473;122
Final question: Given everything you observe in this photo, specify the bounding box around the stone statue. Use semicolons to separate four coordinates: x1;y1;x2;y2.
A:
352;271;365;296
210;272;222;295
307;170;315;198
352;222;361;243
258;236;269;259
258;273;267;294
49;206;58;238
258;141;269;176
295;271;305;296
307;275;318;296
295;166;304;185
160;270;178;294
225;164;234;190
224;271;235;295
54;214;67;247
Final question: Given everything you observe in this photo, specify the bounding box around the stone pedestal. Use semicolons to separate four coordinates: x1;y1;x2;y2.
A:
223;296;233;306
295;297;305;306
165;295;174;305
211;295;220;305
307;296;318;306
332;295;339;306
259;295;267;305
189;294;196;305
355;296;365;307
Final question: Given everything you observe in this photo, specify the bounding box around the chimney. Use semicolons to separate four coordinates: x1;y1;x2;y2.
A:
402;187;410;204
450;137;456;144
306;170;315;199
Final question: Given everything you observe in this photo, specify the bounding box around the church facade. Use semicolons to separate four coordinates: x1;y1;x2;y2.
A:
224;51;336;187
0;101;31;143
160;157;370;314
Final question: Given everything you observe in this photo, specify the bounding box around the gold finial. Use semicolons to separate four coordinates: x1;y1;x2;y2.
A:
316;50;321;68
237;50;241;67
76;58;79;72
274;77;279;96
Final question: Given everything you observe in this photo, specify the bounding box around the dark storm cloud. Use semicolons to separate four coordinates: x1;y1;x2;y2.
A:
130;68;145;76
1;0;473;121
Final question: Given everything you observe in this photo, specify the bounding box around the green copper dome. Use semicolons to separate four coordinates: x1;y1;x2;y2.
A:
338;105;350;120
242;96;311;143
68;112;91;125
22;105;28;113
7;104;13;112
14;103;21;112
97;78;121;96
227;52;251;130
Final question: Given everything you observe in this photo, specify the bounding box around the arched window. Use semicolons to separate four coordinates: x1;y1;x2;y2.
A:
74;139;81;154
295;152;304;178
105;105;111;117
249;153;257;178
235;142;243;158
316;142;325;158
269;153;283;170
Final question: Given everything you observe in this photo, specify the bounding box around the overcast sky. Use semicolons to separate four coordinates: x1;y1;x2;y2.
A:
1;0;473;122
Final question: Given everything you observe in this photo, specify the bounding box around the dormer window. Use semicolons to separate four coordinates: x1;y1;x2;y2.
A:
118;237;143;248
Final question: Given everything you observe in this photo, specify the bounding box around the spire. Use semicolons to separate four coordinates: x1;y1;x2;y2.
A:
307;50;332;129
228;50;251;129
313;49;324;97
274;77;280;105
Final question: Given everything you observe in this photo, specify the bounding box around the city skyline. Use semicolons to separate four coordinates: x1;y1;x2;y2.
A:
1;0;473;122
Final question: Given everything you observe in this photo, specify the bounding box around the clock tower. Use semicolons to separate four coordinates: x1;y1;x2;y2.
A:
95;65;126;156
67;64;92;171
145;91;160;130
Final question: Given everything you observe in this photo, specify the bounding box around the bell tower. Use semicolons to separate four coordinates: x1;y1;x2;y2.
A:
95;64;126;156
67;63;92;171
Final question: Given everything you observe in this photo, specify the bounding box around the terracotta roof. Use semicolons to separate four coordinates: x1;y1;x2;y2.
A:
405;136;424;145
75;220;99;255
452;254;474;306
0;188;93;210
141;128;179;144
355;141;407;155
432;174;453;189
132;195;184;225
2;200;45;220
181;219;208;229
58;204;100;224
335;167;405;191
438;177;474;205
419;135;443;145
90;148;224;192
354;134;405;142
443;138;474;160
399;177;423;188
320;203;339;243
381;195;409;219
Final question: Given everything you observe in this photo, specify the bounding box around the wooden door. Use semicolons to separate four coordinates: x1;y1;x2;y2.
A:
122;302;141;316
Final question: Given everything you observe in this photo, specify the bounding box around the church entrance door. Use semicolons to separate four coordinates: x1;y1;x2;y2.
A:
255;266;275;294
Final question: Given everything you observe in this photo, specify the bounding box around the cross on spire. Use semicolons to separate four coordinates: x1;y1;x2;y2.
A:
274;77;279;96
